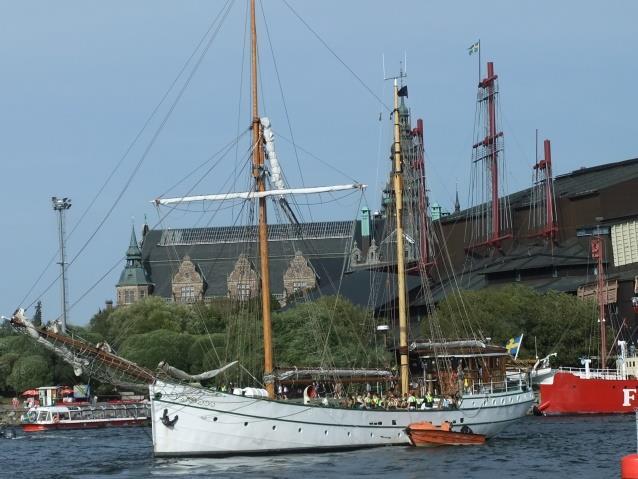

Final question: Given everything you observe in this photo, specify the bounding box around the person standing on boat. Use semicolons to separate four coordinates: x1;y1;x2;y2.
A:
11;397;18;410
424;391;434;408
407;392;417;410
364;392;373;409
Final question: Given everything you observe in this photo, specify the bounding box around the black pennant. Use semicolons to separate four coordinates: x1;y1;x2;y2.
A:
397;85;408;98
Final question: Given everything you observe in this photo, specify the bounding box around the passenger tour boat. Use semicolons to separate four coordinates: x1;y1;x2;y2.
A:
20;386;149;432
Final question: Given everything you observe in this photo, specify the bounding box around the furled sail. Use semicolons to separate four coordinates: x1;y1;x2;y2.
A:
12;308;90;376
158;360;238;381
8;309;156;386
154;183;366;206
260;117;285;193
260;116;300;224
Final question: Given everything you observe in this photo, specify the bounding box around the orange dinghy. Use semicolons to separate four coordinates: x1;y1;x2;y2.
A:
406;421;486;447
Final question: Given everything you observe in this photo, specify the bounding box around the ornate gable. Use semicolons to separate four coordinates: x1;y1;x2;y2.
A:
283;251;316;297
171;255;204;303
350;244;362;264
366;238;380;264
227;254;259;300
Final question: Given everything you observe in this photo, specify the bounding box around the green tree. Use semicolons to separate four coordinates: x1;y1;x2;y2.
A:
88;307;114;341
273;296;388;368
118;329;196;371
7;355;53;393
0;353;19;392
425;284;598;366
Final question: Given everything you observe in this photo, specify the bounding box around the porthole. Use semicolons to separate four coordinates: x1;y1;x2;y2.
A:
213;417;218;422
370;433;374;438
347;432;351;437
244;422;248;426
324;430;328;435
272;425;277;431
298;427;302;433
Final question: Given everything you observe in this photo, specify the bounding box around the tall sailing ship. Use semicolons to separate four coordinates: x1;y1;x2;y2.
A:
8;1;533;456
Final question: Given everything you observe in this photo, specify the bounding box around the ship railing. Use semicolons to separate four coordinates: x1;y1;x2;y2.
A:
62;402;150;421
464;376;528;396
558;366;627;380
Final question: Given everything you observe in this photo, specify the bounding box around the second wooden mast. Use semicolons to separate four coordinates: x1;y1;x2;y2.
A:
392;79;410;396
251;0;275;399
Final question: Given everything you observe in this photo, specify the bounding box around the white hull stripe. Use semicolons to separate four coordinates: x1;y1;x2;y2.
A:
154;398;533;429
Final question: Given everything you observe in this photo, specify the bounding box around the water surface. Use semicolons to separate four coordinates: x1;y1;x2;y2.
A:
0;415;631;478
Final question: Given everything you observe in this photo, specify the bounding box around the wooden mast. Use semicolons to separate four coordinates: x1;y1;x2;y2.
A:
251;0;274;398
392;79;409;395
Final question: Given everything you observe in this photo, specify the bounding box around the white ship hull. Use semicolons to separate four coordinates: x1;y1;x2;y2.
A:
150;380;534;456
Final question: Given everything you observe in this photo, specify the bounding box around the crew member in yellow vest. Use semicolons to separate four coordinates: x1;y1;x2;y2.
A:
407;392;417;410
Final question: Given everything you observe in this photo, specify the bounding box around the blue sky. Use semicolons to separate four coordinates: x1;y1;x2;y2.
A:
1;1;636;325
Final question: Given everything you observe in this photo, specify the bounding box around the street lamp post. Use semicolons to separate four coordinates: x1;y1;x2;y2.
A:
52;196;71;334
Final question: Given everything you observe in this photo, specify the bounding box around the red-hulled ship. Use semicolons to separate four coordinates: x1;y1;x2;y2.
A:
537;354;638;415
538;236;638;415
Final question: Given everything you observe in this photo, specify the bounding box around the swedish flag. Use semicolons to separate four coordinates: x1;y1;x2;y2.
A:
505;334;524;359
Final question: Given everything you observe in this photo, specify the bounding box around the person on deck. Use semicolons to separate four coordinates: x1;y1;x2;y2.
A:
385;392;396;410
364;392;373;409
407;392;417;410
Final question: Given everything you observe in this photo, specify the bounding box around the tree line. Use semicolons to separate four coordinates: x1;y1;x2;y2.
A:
0;285;602;397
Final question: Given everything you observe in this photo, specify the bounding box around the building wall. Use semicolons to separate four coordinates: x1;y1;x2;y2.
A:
427;166;638;339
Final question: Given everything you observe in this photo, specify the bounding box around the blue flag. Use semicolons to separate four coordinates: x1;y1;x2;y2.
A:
506;334;524;359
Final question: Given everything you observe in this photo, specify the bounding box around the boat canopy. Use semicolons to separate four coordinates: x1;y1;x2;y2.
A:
275;368;395;383
409;339;510;358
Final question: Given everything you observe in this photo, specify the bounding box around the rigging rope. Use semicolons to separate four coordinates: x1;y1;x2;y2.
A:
281;0;390;114
18;0;236;313
259;1;311;222
20;0;237;315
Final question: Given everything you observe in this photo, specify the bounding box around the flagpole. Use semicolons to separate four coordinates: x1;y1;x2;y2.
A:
478;39;481;82
515;334;523;360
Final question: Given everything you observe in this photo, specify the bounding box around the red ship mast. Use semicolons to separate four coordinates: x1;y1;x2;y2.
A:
467;62;511;251
413;119;431;270
529;139;558;241
591;236;607;367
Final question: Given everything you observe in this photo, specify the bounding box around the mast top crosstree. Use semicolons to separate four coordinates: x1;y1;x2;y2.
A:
467;61;512;252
